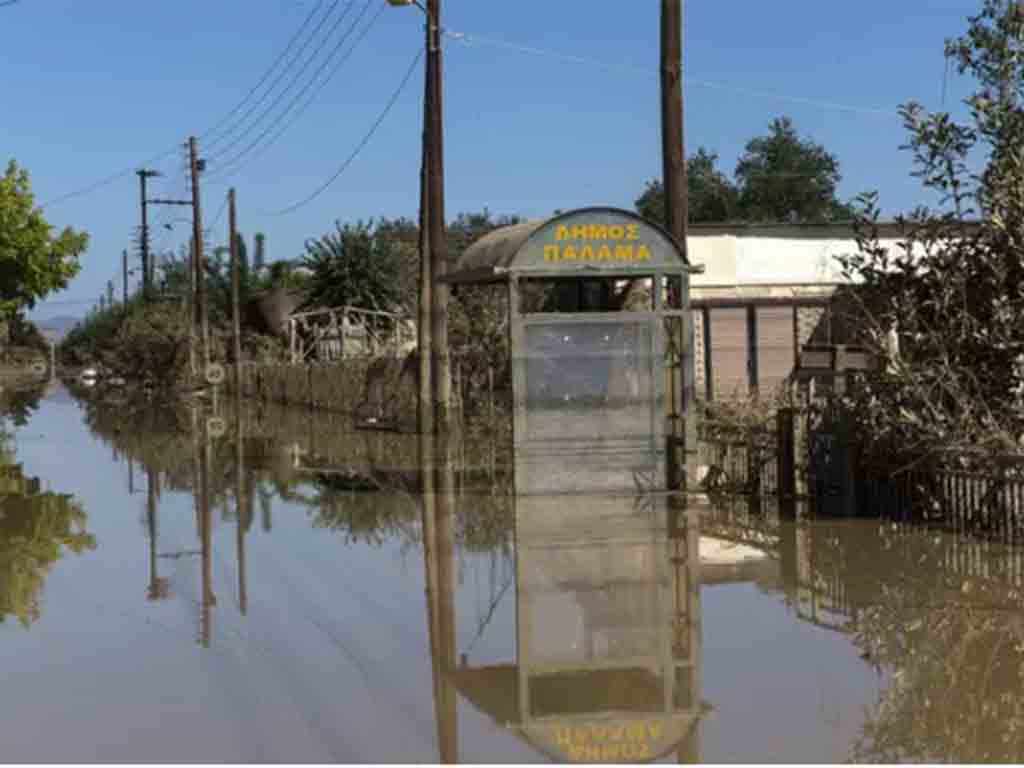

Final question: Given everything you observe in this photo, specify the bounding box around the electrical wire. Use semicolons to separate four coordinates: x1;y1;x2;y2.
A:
207;192;230;231
40;5;339;209
446;29;897;119
204;0;357;159
268;47;423;216
40;146;179;209
208;1;385;182
200;0;328;146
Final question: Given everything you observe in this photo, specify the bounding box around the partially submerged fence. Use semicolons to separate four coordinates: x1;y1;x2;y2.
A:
698;404;1024;542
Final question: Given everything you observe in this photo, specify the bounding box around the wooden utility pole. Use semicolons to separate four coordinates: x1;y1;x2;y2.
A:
661;0;688;255
229;188;242;391
425;0;451;431
417;23;434;436
189;136;209;373
122;249;129;307
662;0;698;493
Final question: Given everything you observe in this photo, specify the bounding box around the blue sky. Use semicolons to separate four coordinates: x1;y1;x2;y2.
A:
3;0;980;321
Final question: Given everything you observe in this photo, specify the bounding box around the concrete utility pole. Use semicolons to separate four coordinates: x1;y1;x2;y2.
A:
122;249;129;307
425;0;451;431
189;137;209;374
137;169;160;301
229;188;242;391
661;0;688;256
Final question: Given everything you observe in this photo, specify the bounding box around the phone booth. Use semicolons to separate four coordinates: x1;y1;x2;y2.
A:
444;207;699;495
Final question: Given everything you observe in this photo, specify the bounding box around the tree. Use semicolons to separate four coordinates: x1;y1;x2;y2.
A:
735;117;852;222
838;0;1024;469
301;220;403;313
635;148;739;225
0;161;87;320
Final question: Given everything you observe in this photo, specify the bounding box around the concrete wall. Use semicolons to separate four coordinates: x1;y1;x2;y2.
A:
687;229;909;287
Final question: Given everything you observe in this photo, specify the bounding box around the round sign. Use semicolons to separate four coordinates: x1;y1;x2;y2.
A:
207;417;227;439
205;363;225;386
30;361;47;376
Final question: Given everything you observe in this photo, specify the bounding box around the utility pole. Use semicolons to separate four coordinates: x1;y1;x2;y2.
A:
417;19;434;436
122;249;129;307
425;0;450;431
662;0;697;494
188;136;208;374
229;188;242;392
137;169;160;301
661;0;688;254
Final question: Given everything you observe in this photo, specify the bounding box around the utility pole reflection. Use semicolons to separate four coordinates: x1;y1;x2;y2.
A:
420;430;459;764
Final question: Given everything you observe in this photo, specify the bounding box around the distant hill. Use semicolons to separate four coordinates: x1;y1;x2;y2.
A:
36;315;81;340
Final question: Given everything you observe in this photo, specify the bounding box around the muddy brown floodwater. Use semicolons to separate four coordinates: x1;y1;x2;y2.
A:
1;382;1023;762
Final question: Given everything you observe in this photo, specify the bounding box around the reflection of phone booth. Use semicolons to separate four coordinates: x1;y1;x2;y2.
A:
443;208;699;494
452;495;703;763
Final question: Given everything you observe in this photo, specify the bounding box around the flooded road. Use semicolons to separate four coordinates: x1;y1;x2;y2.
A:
1;383;1023;762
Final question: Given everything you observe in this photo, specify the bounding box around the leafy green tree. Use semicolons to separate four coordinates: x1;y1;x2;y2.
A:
0;161;87;320
301;220;403;313
635;148;739;225
735;117;852;222
838;0;1024;468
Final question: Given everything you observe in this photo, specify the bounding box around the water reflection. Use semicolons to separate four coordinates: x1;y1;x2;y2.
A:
0;388;95;628
713;497;1024;763
54;387;1024;762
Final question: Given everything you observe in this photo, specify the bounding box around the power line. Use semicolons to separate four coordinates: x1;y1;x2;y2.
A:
270;47;424;216
207;192;230;231
40;147;178;209
208;1;385;182
205;0;357;159
200;0;328;146
446;29;897;119
39;5;340;209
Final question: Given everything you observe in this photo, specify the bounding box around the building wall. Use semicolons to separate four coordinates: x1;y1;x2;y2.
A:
683;227;898;400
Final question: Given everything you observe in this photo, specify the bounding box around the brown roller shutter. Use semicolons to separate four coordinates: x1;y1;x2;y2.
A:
757;306;796;395
709;308;748;399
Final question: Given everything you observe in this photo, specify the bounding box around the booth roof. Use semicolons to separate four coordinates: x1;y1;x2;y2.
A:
443;207;695;286
446;218;547;284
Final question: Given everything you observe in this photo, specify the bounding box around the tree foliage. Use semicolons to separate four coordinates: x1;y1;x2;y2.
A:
635;148;739;225
838;0;1024;467
635;120;852;225
301;220;404;313
0;161;87;319
735;116;852;223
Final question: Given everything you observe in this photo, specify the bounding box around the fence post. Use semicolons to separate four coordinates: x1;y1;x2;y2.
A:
839;411;858;517
778;407;796;519
488;365;495;424
746;430;760;496
833;344;848;397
